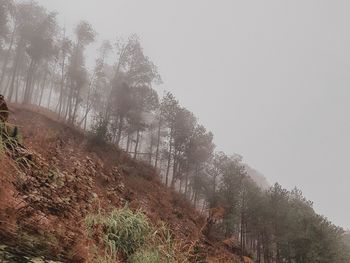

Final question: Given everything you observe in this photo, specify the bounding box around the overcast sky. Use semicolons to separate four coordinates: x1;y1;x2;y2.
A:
35;0;350;229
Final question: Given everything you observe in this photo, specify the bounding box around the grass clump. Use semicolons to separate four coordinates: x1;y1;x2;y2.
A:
104;208;150;256
86;206;151;257
0;122;17;157
146;223;189;263
0;122;29;169
86;207;190;263
128;248;162;263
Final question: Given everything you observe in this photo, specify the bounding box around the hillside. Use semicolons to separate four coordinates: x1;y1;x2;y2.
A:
1;1;349;260
0;105;239;262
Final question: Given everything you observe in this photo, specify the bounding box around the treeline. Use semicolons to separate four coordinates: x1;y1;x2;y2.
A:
0;1;349;262
204;152;350;262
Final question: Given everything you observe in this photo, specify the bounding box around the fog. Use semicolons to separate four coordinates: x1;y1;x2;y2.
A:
31;0;350;229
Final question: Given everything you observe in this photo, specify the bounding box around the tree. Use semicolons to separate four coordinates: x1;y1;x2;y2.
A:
127;85;159;159
22;12;57;104
0;0;14;90
57;30;72;116
186;124;214;200
4;1;47;99
0;0;13;45
100;34;161;147
79;40;113;130
159;92;179;186
206;152;230;206
66;21;95;124
171;107;196;188
108;80;133;145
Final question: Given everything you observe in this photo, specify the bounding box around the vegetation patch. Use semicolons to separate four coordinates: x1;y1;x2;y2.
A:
86;206;189;262
0;123;19;156
128;248;162;263
86;206;151;256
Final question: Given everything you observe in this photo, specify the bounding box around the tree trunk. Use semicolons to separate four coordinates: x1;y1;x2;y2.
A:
133;129;140;159
58;56;66;117
14;73;20;103
179;177;183;193
240;193;245;262
65;86;72;121
154;114;162;169
185;171;189;197
165;127;173;187
0;27;15;90
47;81;54;109
77;106;92;131
7;42;23;101
126;133;131;153
171;149;178;188
116;114;124;146
80;71;95;130
148;128;154;164
23;58;37;104
72;97;79;124
39;71;48;106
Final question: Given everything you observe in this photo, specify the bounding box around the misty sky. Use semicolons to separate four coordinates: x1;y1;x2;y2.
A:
35;0;350;229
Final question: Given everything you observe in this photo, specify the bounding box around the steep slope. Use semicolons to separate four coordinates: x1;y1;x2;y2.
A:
0;105;239;262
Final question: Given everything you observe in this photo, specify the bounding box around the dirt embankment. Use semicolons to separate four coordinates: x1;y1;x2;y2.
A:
0;105;238;262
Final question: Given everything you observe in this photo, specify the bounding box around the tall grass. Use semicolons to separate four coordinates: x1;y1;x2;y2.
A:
0;123;17;160
85;206;189;263
0;122;34;171
86;206;151;257
128;248;162;263
0;122;22;157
